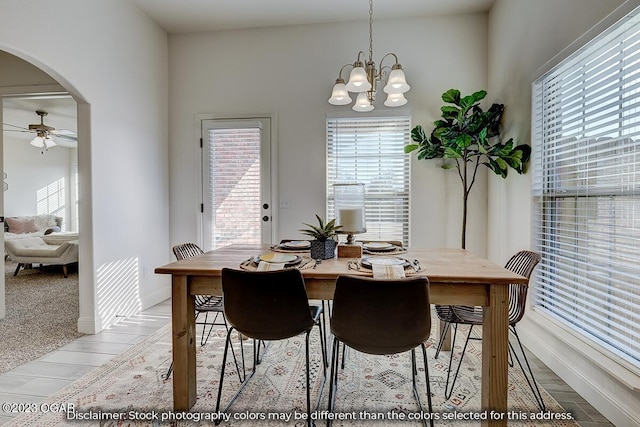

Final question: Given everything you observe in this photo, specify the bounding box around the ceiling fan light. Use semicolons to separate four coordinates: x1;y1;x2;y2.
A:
30;136;45;148
345;66;371;93
44;136;57;149
384;92;408;107
328;80;352;105
383;68;410;94
352;92;374;112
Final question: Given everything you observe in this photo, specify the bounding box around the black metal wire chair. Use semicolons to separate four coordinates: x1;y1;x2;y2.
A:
434;250;545;411
164;243;240;380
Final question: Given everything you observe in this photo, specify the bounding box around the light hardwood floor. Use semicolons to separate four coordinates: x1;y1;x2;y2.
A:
0;300;612;426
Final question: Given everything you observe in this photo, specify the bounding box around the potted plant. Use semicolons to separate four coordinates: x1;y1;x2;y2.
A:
299;214;342;260
405;89;531;249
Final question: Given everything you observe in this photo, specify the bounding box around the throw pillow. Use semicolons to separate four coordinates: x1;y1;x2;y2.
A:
6;217;38;234
44;226;61;235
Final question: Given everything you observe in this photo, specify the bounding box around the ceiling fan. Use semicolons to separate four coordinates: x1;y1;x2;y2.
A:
3;110;77;152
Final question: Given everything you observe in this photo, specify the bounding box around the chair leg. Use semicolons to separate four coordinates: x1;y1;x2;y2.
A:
509;326;546;411
199;311;216;346
305;330;312;427
13;263;23;276
444;324;473;399
327;337;341;427
215;327;257;425
410;347;435;427
434;321;451;359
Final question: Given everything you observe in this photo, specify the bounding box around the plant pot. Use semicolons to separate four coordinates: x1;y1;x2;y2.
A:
310;239;336;260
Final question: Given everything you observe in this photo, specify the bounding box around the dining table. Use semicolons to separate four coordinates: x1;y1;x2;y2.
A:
155;244;528;427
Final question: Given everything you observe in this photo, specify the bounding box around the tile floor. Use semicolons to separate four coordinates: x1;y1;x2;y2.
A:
0;300;613;426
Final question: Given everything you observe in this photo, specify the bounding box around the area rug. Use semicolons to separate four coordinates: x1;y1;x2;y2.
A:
0;261;82;374
5;321;578;427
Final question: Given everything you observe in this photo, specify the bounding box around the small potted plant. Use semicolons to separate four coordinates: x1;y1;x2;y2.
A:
300;214;342;260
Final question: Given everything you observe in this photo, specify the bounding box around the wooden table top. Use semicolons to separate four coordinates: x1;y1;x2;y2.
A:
155;244;526;286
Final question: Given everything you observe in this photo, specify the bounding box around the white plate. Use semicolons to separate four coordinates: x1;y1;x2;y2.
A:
362;256;409;267
259;253;298;263
363;242;395;251
281;240;310;249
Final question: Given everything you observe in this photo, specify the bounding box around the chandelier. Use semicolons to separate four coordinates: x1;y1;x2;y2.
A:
328;0;410;112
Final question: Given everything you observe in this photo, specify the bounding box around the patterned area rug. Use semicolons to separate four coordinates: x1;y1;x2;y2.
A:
0;261;82;374
6;323;578;426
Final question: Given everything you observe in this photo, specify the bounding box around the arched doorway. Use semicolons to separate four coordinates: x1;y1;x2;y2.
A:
0;49;90;341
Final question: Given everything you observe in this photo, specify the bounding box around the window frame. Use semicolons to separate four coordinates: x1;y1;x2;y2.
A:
531;5;640;375
326;113;411;247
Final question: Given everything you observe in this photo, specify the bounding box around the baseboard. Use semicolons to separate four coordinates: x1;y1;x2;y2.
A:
77;316;102;334
518;318;640;427
139;286;170;311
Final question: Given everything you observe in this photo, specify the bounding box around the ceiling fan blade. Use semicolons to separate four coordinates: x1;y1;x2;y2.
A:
3;122;32;132
3;129;34;134
54;133;78;142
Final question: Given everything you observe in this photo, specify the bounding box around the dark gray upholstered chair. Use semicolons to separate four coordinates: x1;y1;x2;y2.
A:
215;268;327;426
434;250;545;410
327;275;434;427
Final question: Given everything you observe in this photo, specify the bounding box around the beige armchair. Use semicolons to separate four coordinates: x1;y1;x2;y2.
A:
5;236;79;277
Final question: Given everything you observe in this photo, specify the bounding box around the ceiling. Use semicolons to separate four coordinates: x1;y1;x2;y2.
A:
131;0;496;34
2;0;495;144
3;96;78;148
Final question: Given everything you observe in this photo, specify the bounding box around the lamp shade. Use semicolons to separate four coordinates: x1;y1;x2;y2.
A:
383;68;410;94
352;92;374;112
44;136;57;148
30;136;45;148
328;81;352;105
345;66;371;92
384;92;408;107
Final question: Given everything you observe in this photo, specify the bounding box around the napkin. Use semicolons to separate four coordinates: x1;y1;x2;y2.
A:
372;264;406;279
257;261;285;271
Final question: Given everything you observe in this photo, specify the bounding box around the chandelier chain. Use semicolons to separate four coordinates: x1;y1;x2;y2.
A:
368;0;373;62
328;0;409;111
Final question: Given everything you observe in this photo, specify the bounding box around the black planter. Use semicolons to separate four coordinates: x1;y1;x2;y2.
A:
310;239;336;260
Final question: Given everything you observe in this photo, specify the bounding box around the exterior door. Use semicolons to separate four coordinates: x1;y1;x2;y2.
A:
201;118;272;251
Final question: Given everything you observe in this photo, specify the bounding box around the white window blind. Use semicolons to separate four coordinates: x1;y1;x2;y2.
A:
327;116;411;246
532;7;640;370
203;125;262;250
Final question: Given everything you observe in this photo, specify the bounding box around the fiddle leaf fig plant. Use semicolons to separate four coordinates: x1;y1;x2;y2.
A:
405;89;531;249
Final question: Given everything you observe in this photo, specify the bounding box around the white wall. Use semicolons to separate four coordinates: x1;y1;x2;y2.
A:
0;0;170;333
168;14;489;255
487;0;640;425
3;135;74;225
2;103;77;229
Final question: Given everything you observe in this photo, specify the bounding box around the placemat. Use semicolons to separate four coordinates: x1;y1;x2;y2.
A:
362;245;407;255
239;255;316;271
348;258;423;276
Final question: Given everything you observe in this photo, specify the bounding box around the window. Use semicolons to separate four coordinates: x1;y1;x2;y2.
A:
327;115;411;246
201;118;272;251
532;7;640;370
37;177;65;228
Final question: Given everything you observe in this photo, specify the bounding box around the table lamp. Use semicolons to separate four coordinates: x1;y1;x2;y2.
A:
334;183;366;258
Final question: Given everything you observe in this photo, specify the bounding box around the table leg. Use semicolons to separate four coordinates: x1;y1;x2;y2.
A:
172;275;197;410
436;318;452;351
481;283;509;427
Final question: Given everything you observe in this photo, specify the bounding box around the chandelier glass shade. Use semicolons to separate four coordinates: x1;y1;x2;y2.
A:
328;0;409;112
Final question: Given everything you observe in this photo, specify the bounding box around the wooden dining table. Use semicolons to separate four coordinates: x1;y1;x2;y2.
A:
155;244;527;427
